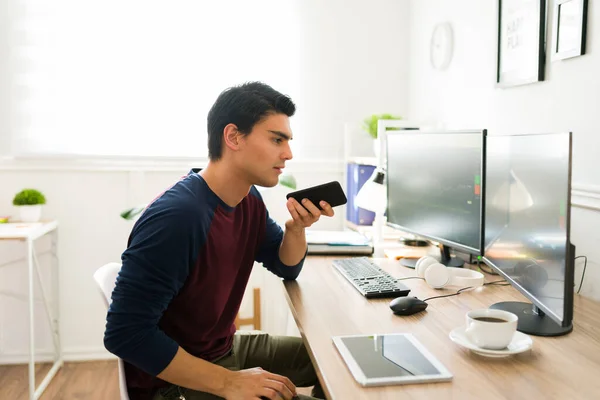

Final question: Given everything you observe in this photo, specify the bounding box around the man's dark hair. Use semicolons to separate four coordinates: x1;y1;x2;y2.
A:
207;82;296;161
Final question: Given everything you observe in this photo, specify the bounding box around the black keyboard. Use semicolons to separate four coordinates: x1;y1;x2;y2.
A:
332;257;410;299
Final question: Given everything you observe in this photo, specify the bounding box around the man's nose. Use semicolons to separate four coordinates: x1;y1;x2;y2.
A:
282;143;293;160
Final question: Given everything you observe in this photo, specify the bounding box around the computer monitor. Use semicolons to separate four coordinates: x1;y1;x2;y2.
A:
386;130;487;268
483;132;574;336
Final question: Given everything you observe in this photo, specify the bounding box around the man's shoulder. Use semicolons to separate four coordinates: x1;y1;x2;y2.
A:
138;176;215;227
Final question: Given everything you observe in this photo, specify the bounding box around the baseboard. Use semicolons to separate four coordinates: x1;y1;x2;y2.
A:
63;347;117;362
0;347;116;365
0;352;55;365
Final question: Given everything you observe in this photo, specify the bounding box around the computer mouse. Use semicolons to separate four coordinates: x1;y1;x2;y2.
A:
389;296;428;316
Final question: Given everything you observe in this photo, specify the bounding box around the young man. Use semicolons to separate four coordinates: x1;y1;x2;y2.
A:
104;82;333;400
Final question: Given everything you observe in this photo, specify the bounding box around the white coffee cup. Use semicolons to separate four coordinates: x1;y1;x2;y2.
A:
465;309;518;350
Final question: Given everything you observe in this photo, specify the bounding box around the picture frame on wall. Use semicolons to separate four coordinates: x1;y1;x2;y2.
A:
497;0;546;88
551;0;588;61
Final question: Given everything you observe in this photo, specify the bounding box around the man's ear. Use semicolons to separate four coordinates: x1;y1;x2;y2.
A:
223;123;243;151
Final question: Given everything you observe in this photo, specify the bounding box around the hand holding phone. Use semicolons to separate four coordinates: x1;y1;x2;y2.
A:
286;181;347;210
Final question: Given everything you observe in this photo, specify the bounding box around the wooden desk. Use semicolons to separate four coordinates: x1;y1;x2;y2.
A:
0;221;62;400
283;256;600;400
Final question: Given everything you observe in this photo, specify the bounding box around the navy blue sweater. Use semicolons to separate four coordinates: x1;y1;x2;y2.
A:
103;171;305;399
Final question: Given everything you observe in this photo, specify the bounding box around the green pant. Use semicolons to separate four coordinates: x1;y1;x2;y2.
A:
153;331;325;400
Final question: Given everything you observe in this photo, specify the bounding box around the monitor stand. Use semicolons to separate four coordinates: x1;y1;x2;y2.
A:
399;245;465;269
489;302;573;337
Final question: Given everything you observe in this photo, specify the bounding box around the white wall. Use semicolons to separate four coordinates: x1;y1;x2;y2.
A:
408;0;600;300
292;0;411;159
0;3;10;156
0;0;410;362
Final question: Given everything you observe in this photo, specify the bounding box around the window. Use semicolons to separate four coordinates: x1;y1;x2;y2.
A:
10;0;302;157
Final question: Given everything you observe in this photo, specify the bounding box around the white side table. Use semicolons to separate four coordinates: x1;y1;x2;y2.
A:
0;221;62;400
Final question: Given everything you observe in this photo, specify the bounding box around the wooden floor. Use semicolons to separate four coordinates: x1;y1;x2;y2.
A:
0;361;314;399
0;361;120;400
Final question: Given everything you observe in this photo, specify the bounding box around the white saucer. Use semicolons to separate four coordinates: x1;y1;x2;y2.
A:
449;326;533;358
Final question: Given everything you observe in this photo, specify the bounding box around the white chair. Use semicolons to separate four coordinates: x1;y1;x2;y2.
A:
93;262;130;400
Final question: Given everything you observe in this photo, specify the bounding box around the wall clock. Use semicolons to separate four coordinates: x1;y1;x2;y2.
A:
430;22;454;71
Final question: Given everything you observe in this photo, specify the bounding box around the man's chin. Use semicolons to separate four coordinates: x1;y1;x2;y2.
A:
255;177;279;188
264;180;279;188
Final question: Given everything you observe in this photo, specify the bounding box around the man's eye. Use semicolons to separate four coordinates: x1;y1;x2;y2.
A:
273;138;283;144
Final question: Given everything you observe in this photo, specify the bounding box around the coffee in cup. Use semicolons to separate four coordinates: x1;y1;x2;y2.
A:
465;309;518;350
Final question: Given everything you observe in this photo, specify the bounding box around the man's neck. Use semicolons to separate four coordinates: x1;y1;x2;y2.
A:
199;161;252;207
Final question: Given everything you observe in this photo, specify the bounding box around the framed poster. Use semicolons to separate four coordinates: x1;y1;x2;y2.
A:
497;0;546;88
551;0;588;61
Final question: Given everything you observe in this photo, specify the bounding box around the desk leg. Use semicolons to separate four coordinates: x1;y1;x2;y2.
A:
27;238;35;400
26;232;63;400
52;230;62;361
32;232;63;399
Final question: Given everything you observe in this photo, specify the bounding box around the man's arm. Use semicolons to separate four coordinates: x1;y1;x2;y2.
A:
278;221;307;266
252;188;333;279
158;347;297;399
282;197;334;264
104;204;202;376
157;347;229;393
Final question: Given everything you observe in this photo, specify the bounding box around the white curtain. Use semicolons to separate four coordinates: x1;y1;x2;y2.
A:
9;0;303;157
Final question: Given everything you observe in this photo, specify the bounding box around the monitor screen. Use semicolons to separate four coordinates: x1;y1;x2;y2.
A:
386;130;486;256
483;132;574;330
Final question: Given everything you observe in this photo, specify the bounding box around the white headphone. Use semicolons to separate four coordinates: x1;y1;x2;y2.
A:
415;256;484;289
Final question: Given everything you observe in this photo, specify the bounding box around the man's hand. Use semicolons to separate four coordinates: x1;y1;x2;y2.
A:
221;367;297;400
279;197;334;267
285;198;335;234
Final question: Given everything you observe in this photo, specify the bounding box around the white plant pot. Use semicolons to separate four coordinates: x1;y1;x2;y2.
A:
18;205;43;222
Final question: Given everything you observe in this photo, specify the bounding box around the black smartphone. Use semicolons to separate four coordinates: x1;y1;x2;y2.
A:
286;181;347;210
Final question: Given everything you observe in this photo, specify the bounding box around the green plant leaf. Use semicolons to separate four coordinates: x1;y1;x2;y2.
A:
120;206;146;221
361;114;402;139
12;189;46;206
279;173;297;190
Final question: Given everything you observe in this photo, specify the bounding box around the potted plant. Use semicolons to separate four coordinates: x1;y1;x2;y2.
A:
13;188;46;222
362;114;402;158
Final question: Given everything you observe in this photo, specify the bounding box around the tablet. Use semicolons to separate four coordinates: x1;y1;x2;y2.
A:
332;333;453;386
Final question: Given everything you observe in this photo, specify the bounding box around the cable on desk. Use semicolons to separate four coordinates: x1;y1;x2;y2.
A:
421;280;511;302
422;286;473;302
575;255;588;294
484;280;510;286
478;263;499;275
